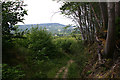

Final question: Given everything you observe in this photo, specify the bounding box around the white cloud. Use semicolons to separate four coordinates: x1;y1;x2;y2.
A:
18;0;73;25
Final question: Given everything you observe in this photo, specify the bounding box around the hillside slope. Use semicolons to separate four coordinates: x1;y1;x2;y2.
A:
81;43;120;78
17;23;74;34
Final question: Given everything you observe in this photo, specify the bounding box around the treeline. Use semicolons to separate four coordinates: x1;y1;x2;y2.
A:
59;1;120;58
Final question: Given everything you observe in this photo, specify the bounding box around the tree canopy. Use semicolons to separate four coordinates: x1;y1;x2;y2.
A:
2;0;28;47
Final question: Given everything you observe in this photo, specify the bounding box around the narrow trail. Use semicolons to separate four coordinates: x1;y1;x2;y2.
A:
55;59;74;78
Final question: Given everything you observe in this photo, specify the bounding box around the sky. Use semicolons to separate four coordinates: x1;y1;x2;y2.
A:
18;0;74;25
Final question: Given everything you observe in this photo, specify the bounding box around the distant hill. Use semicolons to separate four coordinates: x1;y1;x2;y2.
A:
17;23;74;34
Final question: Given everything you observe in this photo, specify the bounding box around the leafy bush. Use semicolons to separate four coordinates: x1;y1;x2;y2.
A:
22;27;61;61
30;72;47;79
2;64;25;80
54;37;78;54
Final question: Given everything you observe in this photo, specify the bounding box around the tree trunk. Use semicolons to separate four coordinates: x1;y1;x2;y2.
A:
115;2;120;18
78;6;86;41
99;2;108;28
104;2;115;58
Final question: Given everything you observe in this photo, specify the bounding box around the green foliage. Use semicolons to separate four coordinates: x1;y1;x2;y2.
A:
15;27;62;62
26;27;61;60
1;0;90;79
47;56;70;78
2;0;27;48
86;70;92;76
54;36;80;54
31;72;47;79
2;64;25;80
69;41;89;77
10;28;70;78
75;51;88;75
67;63;80;78
60;2;82;15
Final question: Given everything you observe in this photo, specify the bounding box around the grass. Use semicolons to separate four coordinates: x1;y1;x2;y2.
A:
58;69;65;78
47;55;70;78
67;62;80;78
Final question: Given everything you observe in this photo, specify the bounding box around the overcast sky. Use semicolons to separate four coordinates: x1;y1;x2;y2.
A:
18;0;74;25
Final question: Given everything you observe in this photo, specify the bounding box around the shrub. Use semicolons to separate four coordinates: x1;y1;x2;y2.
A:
2;64;25;80
54;37;78;54
31;72;47;79
26;27;61;61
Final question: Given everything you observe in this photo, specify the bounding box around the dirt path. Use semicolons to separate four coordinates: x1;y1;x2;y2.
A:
55;59;74;78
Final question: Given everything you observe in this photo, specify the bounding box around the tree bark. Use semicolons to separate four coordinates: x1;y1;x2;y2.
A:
77;6;85;41
115;2;120;18
99;2;108;28
104;2;115;58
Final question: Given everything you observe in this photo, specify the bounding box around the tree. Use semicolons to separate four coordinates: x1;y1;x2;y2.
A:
99;2;108;29
104;2;115;58
115;2;120;18
60;2;101;44
2;0;27;47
